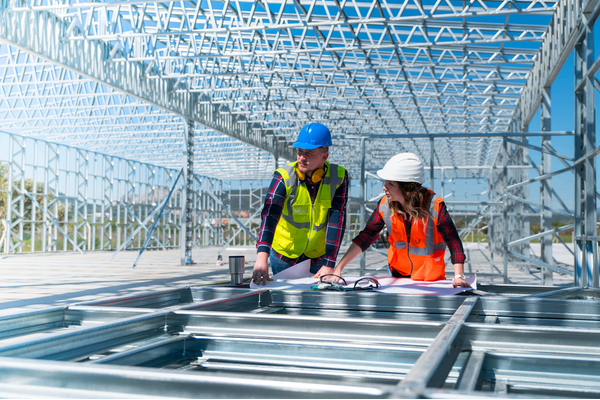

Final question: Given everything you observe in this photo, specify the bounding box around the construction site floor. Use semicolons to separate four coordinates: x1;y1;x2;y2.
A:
0;242;575;317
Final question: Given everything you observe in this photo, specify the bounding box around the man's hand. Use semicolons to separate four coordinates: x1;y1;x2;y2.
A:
320;268;343;283
311;266;334;280
452;277;471;288
252;253;273;286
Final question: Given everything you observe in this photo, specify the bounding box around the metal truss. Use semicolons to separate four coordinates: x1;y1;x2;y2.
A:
0;0;562;180
1;285;600;397
0;130;229;256
0;0;600;286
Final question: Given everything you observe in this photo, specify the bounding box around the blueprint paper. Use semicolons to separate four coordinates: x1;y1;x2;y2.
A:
377;274;477;295
271;259;311;279
250;264;477;295
250;259;312;289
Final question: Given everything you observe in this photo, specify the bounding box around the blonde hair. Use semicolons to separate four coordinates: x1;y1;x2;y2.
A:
388;182;431;222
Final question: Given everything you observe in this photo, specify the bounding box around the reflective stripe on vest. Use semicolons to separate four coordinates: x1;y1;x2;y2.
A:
380;195;446;256
380;200;407;250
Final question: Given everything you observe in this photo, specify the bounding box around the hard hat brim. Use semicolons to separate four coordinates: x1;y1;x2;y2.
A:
377;169;425;184
293;141;329;149
376;169;394;181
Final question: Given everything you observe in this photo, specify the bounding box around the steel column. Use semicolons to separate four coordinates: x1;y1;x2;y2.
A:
359;138;366;276
43;143;59;253
502;138;509;284
574;23;597;287
5;135;25;254
541;87;553;285
180;120;195;265
75;149;88;252
429;137;435;189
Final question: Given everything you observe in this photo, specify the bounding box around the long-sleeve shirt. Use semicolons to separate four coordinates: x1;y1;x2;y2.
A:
352;200;466;264
257;168;349;268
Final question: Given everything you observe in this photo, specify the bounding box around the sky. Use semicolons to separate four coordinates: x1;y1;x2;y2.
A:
1;18;597;214
525;44;599;213
242;46;595;213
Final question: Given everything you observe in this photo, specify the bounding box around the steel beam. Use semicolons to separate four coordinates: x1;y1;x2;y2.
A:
393;297;478;397
515;0;600;127
0;356;387;399
0;9;295;161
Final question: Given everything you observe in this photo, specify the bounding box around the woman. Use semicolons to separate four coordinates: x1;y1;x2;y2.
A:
332;153;470;288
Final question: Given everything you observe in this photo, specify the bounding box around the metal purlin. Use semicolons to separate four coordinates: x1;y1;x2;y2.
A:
3;286;600;397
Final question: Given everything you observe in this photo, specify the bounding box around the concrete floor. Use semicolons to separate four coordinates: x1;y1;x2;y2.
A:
0;243;575;317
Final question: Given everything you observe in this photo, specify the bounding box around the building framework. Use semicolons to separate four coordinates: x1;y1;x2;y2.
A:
1;1;600;397
0;285;599;398
0;0;598;286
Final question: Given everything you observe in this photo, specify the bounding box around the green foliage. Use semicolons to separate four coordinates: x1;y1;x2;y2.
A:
462;233;488;243
0;163;65;233
0;162;8;220
453;217;466;229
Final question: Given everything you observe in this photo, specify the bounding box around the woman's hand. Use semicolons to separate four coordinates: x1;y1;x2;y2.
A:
452;276;471;288
452;264;470;288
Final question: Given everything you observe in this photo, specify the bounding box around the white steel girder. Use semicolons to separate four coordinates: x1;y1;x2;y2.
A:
0;0;566;180
0;3;295;165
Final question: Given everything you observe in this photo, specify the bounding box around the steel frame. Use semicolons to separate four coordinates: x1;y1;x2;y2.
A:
0;0;561;179
0;285;600;397
0;0;598;287
0;130;225;255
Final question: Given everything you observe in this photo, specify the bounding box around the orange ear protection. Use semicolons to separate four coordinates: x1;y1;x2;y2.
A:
296;167;325;183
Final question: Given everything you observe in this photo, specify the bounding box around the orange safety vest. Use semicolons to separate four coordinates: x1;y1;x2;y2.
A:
378;191;447;281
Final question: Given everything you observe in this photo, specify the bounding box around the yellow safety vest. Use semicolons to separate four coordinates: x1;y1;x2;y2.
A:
272;161;345;259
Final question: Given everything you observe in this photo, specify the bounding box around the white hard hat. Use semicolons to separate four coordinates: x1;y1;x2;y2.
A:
377;152;425;184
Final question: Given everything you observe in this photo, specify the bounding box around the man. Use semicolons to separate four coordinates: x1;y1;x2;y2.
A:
252;123;349;285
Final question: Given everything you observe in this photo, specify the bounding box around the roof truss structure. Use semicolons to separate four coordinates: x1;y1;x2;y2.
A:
0;0;579;180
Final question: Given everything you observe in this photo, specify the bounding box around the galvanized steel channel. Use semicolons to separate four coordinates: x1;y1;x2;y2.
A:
0;285;599;397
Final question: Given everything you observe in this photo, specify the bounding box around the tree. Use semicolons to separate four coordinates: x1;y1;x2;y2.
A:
0;162;65;234
0;162;8;221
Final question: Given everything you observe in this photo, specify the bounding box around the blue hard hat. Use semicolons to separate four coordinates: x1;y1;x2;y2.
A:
293;123;332;149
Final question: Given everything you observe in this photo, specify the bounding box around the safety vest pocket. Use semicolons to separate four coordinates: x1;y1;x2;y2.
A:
389;250;411;276
292;204;311;223
422;254;446;281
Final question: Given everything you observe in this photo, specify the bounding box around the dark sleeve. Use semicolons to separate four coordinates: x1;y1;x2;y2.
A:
256;172;287;254
323;170;349;268
352;205;385;252
436;201;466;264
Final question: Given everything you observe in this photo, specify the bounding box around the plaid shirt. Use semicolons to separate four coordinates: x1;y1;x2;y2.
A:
353;199;466;264
257;167;349;269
